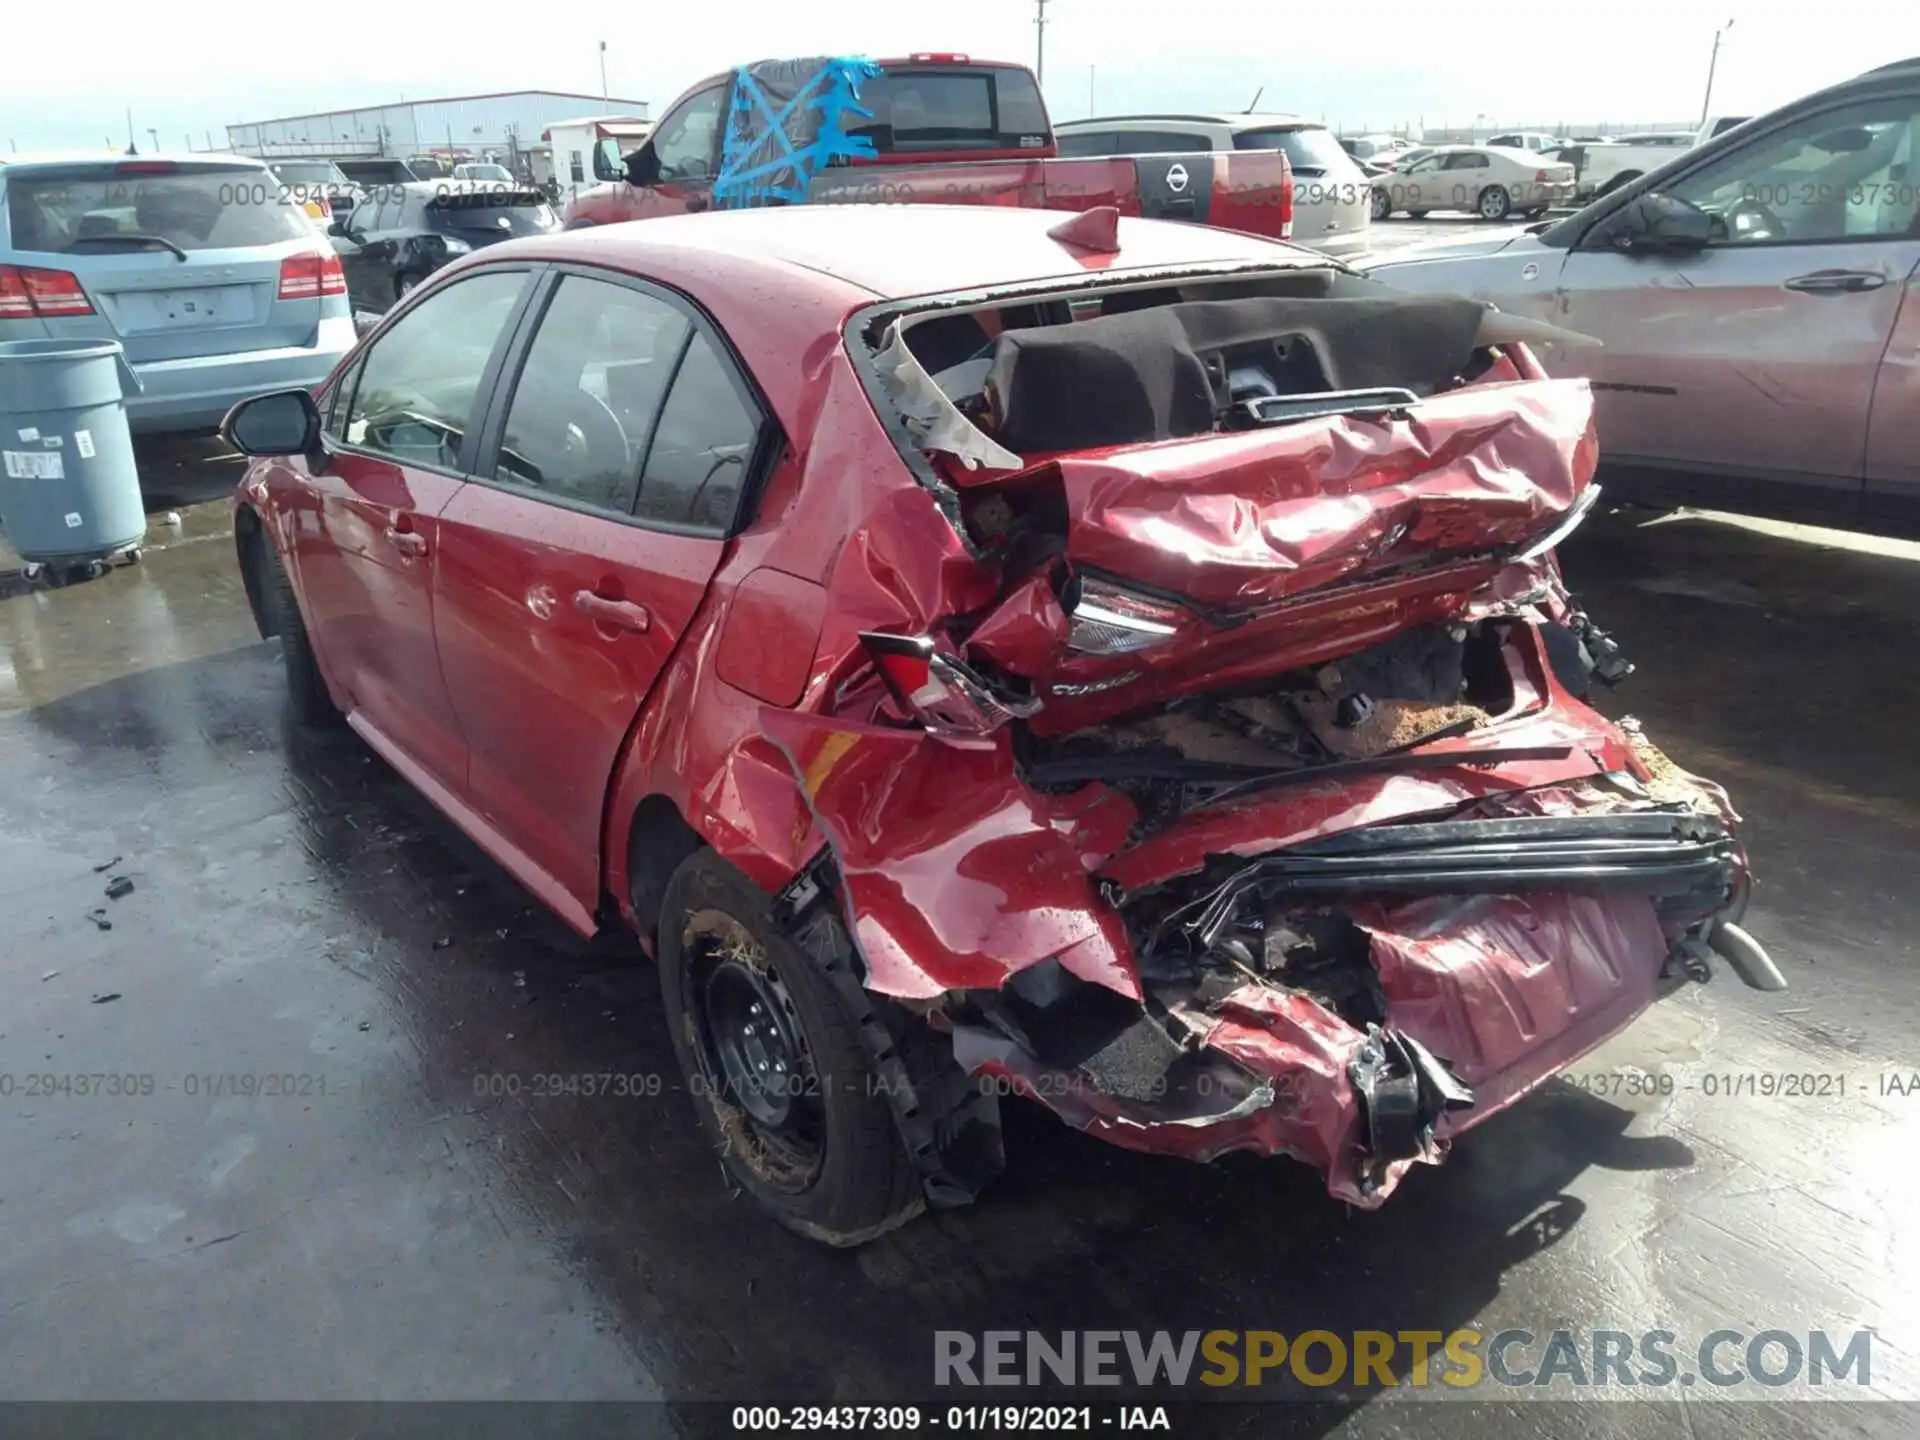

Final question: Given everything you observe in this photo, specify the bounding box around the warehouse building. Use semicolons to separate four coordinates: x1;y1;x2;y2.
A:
226;90;651;174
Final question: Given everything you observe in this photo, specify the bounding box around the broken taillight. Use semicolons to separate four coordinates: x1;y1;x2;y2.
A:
860;632;1041;737
1061;575;1182;656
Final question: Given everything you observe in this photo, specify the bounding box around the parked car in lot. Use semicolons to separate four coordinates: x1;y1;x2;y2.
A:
1567;131;1698;198
452;162;516;183
0;153;353;435
1362;58;1920;534
336;157;429;189
330;180;558;308
1340;134;1419;166
223;202;1777;1244
1056;112;1371;256
1370;144;1576;220
566;55;1294;242
266;159;363;223
1486;131;1564;153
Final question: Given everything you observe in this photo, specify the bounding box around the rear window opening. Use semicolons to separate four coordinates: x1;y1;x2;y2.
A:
883;267;1538;475
5;166;314;254
842;66;1051;154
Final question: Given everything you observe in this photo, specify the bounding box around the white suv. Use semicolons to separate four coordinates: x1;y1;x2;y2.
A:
1056;113;1372;258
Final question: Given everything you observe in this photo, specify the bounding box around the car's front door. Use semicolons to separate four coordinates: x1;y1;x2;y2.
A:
291;267;534;786
1547;90;1920;498
431;268;773;923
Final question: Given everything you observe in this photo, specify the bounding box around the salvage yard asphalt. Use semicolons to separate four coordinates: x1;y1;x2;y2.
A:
1;225;1916;1436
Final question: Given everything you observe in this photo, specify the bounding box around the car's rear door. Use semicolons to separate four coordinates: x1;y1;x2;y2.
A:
3;159;326;362
432;266;776;922
292;266;537;786
1550;89;1920;501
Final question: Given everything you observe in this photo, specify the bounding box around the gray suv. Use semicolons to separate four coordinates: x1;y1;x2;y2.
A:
1;154;355;435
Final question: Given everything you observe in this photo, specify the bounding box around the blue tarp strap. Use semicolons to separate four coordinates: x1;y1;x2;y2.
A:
714;57;883;209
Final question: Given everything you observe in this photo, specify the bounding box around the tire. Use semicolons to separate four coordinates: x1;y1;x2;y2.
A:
657;850;922;1246
259;535;340;726
394;270;426;302
1477;185;1513;221
1407;208;1430;220
1369;188;1391;222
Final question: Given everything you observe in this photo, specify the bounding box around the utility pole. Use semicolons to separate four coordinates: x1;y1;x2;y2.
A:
1034;0;1049;85
125;108;135;151
599;41;609;102
147;128;158;154
1089;64;1096;117
1701;18;1734;124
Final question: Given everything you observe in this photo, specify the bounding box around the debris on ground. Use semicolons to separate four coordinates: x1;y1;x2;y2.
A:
84;909;112;931
91;855;122;873
104;876;135;901
432;937;453;951
91;993;122;1005
41;970;59;982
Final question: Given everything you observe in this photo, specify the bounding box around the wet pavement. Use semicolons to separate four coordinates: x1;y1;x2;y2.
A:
1;444;1917;1435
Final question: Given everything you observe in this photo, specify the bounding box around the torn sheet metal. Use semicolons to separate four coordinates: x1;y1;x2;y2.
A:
1044;377;1598;612
875;326;1023;472
760;712;1141;1000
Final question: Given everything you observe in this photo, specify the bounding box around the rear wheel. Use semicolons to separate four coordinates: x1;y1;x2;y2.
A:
1370;188;1391;221
1477;185;1513;220
657;851;921;1246
394;270;425;302
1407;208;1430;219
259;535;340;726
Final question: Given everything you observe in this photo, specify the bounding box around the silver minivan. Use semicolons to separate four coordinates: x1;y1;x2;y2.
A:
0;154;355;435
1056;113;1373;258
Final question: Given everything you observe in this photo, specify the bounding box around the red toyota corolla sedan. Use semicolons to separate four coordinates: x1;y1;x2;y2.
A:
225;203;1782;1245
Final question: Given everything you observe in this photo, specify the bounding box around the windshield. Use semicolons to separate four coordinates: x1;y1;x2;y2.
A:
429;192;556;235
6;165;314;253
1235;126;1358;176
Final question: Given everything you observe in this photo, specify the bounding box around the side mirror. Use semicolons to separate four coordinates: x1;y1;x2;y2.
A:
221;388;320;458
623;144;661;188
1604;192;1713;255
326;216;350;237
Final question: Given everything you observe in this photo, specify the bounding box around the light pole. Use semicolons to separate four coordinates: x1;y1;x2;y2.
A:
599;41;609;102
1701;19;1734;125
1035;0;1049;85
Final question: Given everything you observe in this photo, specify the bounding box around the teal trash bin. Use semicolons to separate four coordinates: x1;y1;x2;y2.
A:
0;337;146;572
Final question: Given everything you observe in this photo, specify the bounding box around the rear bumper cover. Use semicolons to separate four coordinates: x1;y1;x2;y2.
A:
125;317;354;434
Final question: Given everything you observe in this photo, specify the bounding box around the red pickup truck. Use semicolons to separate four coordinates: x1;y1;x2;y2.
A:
562;54;1293;240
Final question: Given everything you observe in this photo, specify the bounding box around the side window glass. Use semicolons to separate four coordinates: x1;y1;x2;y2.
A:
342;270;526;470
1668;98;1920;244
324;355;364;437
636;331;762;530
653;87;727;182
493;276;690;515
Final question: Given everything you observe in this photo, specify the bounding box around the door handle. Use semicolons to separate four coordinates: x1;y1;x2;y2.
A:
1783;270;1886;295
385;526;428;558
573;590;651;633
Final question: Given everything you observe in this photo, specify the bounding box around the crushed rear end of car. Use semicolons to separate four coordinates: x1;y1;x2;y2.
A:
762;234;1780;1209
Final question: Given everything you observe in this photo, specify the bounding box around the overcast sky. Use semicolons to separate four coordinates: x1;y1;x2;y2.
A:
3;2;1903;154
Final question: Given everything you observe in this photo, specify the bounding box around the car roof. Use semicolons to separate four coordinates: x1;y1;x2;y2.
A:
526;203;1310;300
1059;112;1317;130
0;151;266;174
